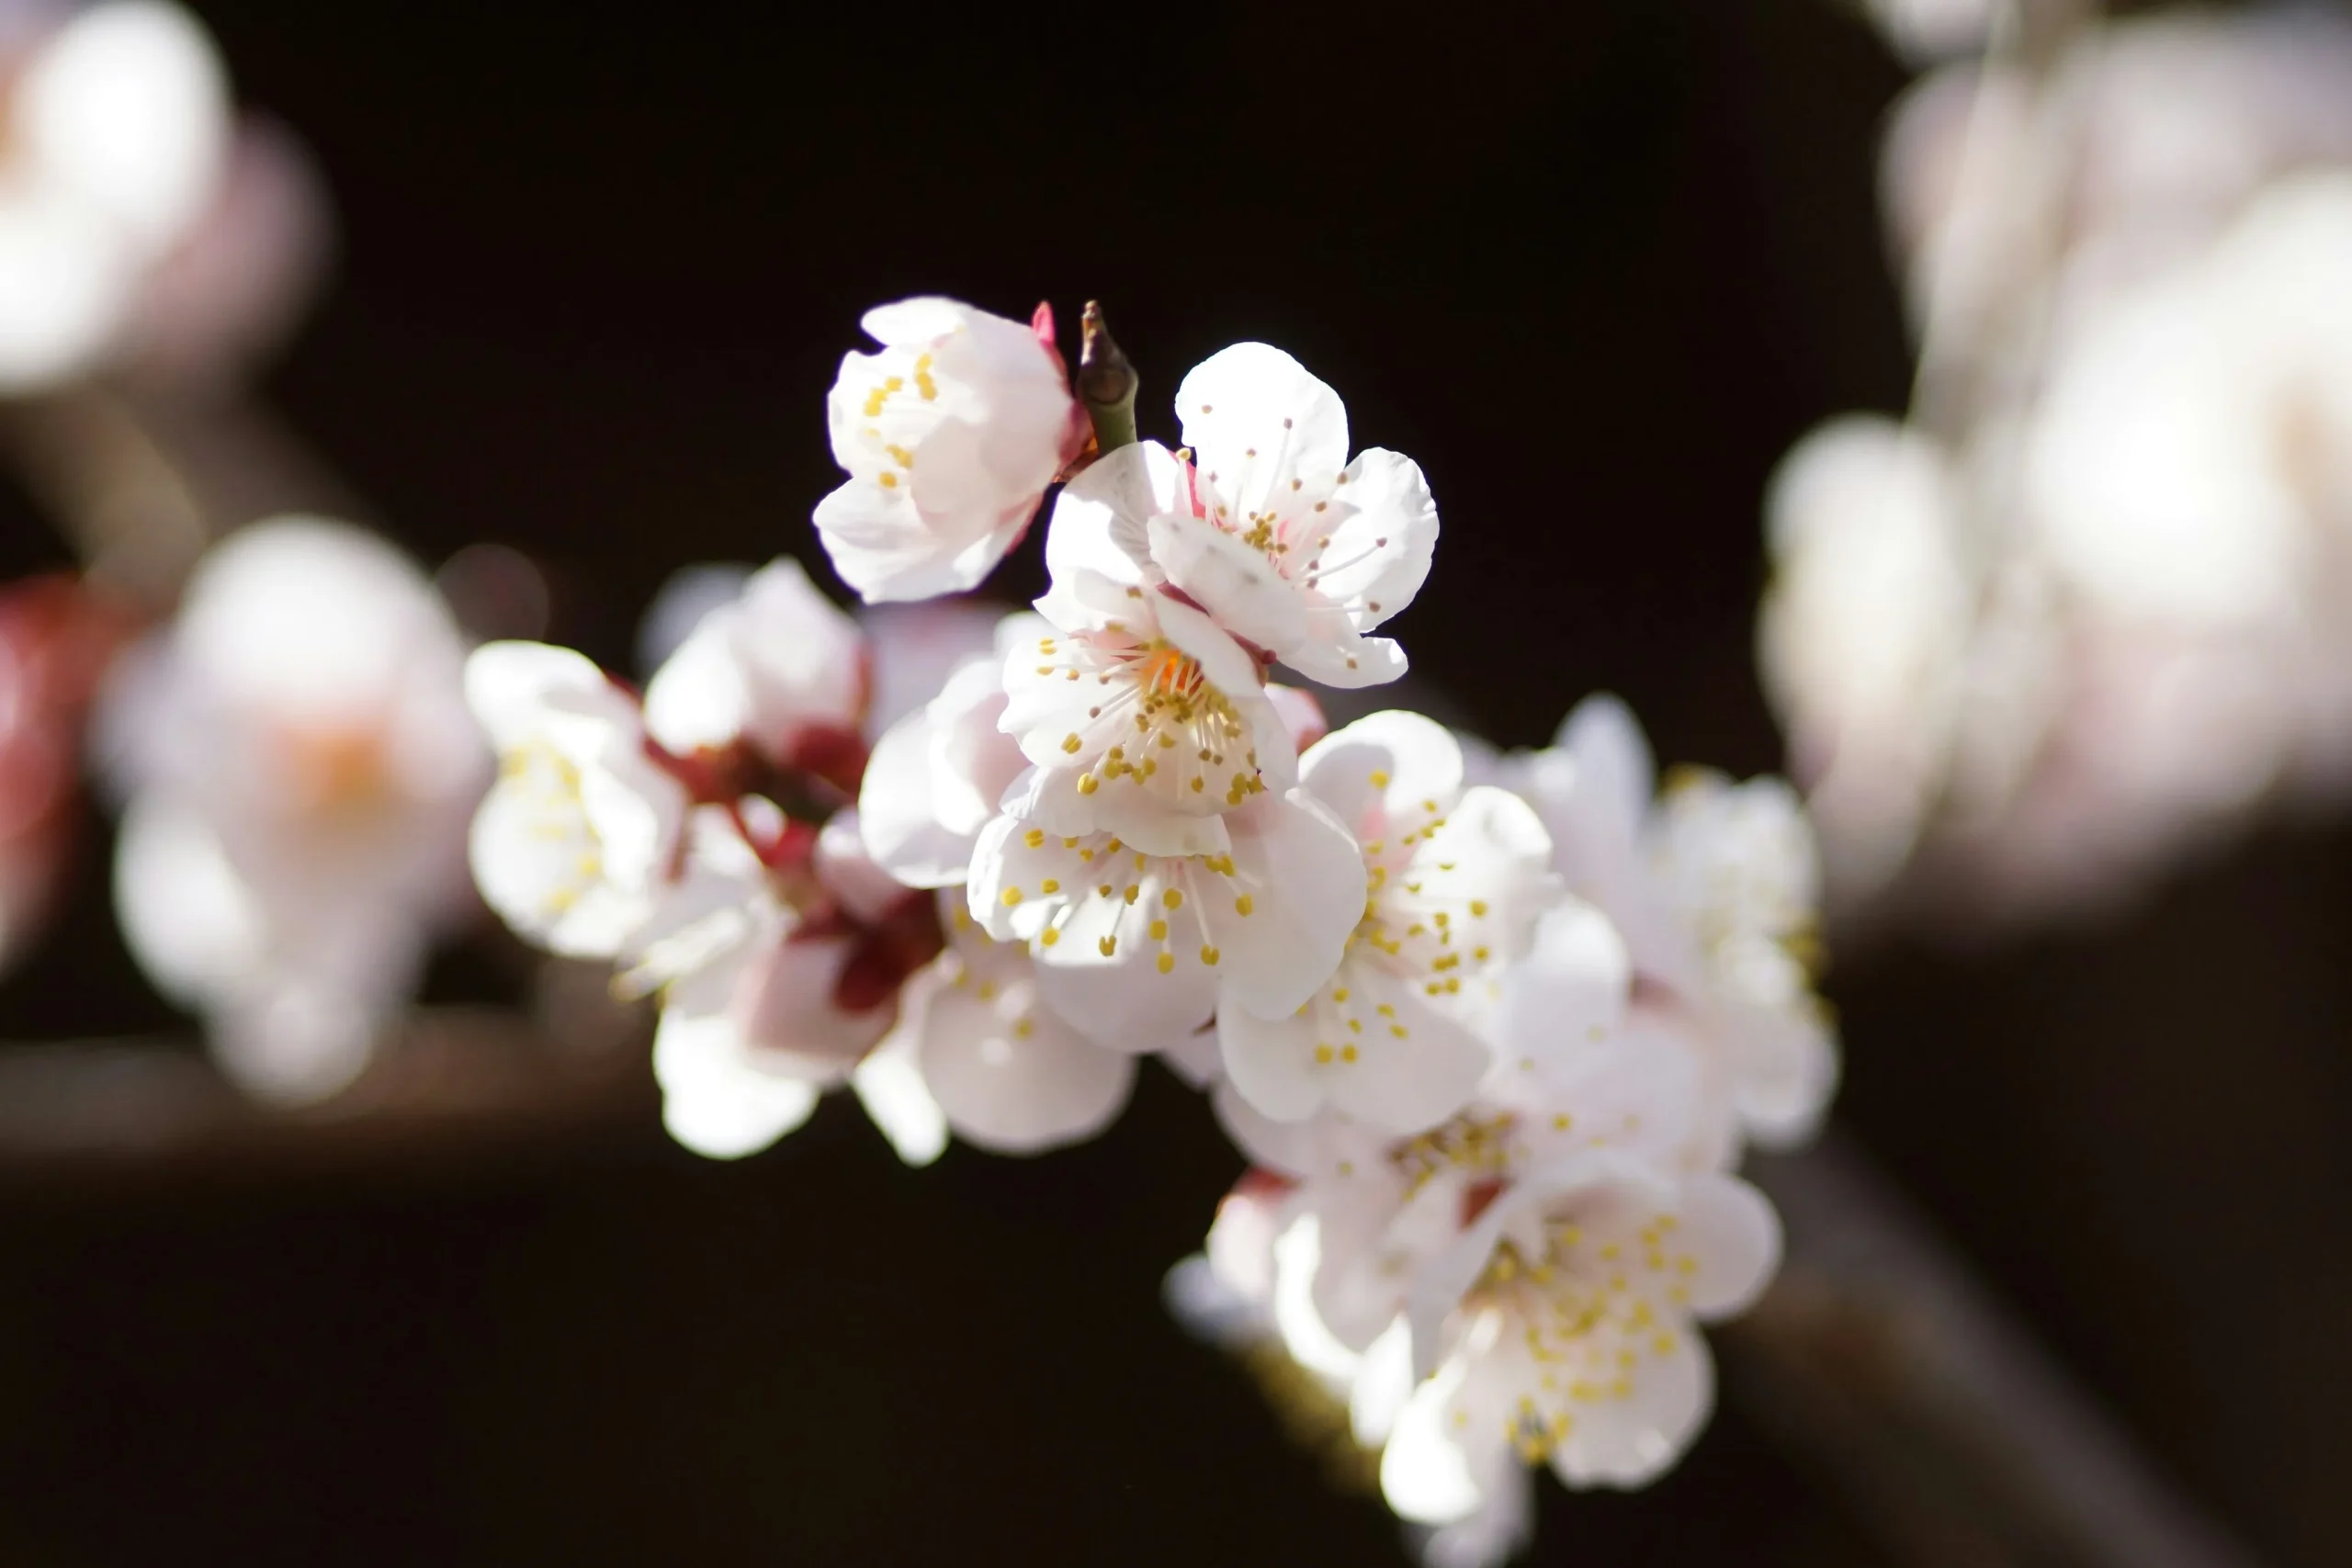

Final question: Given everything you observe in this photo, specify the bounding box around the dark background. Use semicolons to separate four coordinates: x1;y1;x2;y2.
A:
3;1;2349;1564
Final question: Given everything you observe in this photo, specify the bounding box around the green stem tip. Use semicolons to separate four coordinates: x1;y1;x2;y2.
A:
1078;300;1138;456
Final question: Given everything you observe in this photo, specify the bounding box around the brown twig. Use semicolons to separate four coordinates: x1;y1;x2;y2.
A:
0;1004;652;1187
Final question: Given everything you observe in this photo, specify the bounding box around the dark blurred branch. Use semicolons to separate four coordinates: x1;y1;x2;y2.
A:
1728;1129;2265;1568
0;1006;651;1185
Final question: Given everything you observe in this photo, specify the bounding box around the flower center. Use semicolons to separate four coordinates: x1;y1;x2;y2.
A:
1068;638;1264;808
281;720;395;817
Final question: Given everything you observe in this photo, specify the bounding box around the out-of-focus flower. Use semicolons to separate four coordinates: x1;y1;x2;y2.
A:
1886;11;2352;347
0;1;326;395
1758;416;1973;897
1052;347;1440;687
812;297;1089;604
0;0;226;392
119;110;331;389
1770;9;2352;927
1217;711;1556;1134
1860;0;2000;67
98;518;487;1100
0;571;130;973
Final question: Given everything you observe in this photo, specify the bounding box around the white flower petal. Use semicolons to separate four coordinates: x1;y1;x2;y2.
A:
1550;1326;1714;1490
1490;897;1632;1074
1315;447;1439;633
1042;440;1175;587
851;1005;949;1168
1218;958;1487;1132
1299;707;1464;832
1670;1173;1783;1318
643;558;866;761
0;188;140;391
915;947;1136;1153
18;0;229;253
1147;509;1311;655
1029;887;1222;1054
111;790;267;1006
856;696;967;887
212;982;381;1106
1381;1358;1494;1527
652;1004;824;1161
1197;788;1364;1020
1176;343;1351;522
1279;626;1409;689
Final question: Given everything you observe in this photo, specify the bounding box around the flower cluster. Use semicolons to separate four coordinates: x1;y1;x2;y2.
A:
468;297;1838;1562
1766;6;2352;927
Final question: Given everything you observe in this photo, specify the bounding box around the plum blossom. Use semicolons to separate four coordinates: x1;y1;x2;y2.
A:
1177;964;1758;1559
0;1;324;394
967;784;1364;1060
856;610;1041;889
642;556;870;784
887;891;1136;1154
1507;697;1838;1159
1216;711;1558;1134
1770;9;2352;927
466;640;688;960
1046;346;1439;687
473;562;983;1162
1377;1159;1779;1521
97;518;487;1101
627;805;948;1163
0;0;227;392
813;297;1089;604
1758;416;1973;899
955;465;1373;1055
999;561;1296;858
441;280;1826;1568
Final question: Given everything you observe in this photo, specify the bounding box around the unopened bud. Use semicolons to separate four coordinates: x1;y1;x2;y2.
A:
1078;300;1139;454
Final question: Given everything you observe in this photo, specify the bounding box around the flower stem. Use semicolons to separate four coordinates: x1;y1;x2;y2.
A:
1078;300;1138;455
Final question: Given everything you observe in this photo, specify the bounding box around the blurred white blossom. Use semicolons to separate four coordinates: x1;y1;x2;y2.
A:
1767;6;2352;926
0;0;327;393
99;518;487;1101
